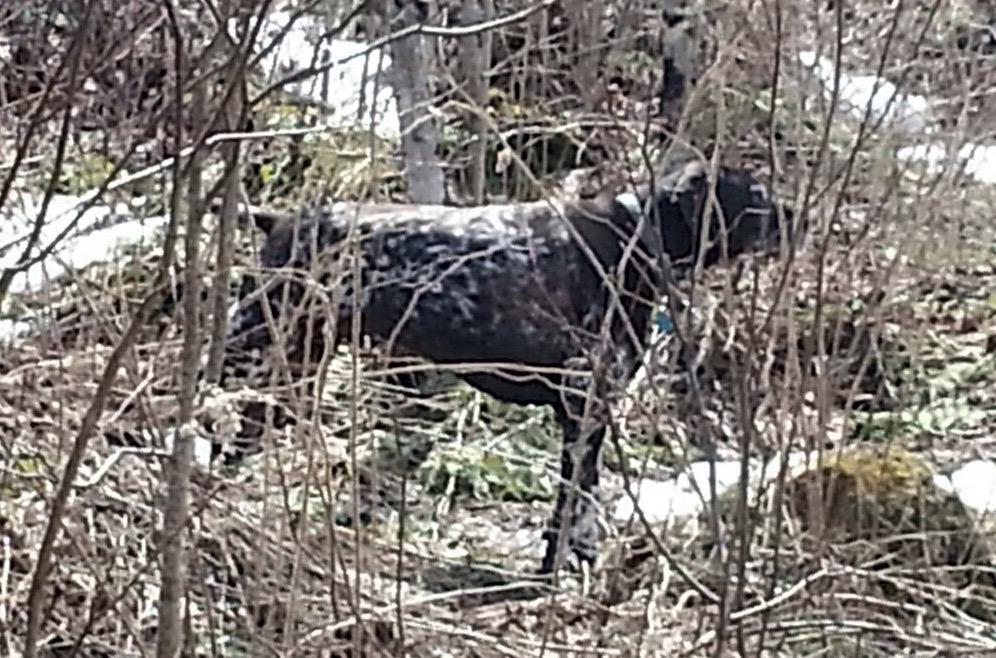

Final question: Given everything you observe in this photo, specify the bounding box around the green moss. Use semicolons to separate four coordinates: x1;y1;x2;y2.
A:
825;446;930;498
785;446;996;620
243;102;402;204
420;442;554;504
602;435;683;476
787;447;950;539
297;127;403;201
55;153;117;194
0;454;50;499
853;399;994;443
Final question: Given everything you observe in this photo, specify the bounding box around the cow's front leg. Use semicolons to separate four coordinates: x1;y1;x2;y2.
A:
540;394;607;575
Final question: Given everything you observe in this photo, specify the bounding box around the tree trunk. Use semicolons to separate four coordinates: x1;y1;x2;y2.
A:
460;0;493;204
385;2;445;204
660;2;697;117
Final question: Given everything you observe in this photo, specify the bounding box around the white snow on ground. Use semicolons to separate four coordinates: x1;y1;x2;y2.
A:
896;142;996;185
798;50;996;186
0;193;166;295
614;458;996;529
228;10;400;139
612;461;743;525
798;50;935;134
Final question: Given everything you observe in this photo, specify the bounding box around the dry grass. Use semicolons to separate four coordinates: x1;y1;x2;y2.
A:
3;0;996;656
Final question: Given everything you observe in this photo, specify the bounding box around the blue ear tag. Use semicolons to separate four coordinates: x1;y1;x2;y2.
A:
654;308;674;333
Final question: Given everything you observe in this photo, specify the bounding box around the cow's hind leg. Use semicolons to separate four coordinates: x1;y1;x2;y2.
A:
217;309;333;463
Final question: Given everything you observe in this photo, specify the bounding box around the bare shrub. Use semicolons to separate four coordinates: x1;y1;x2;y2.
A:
2;0;996;656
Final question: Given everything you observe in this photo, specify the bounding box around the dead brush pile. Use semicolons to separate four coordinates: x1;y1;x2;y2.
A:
3;0;996;656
